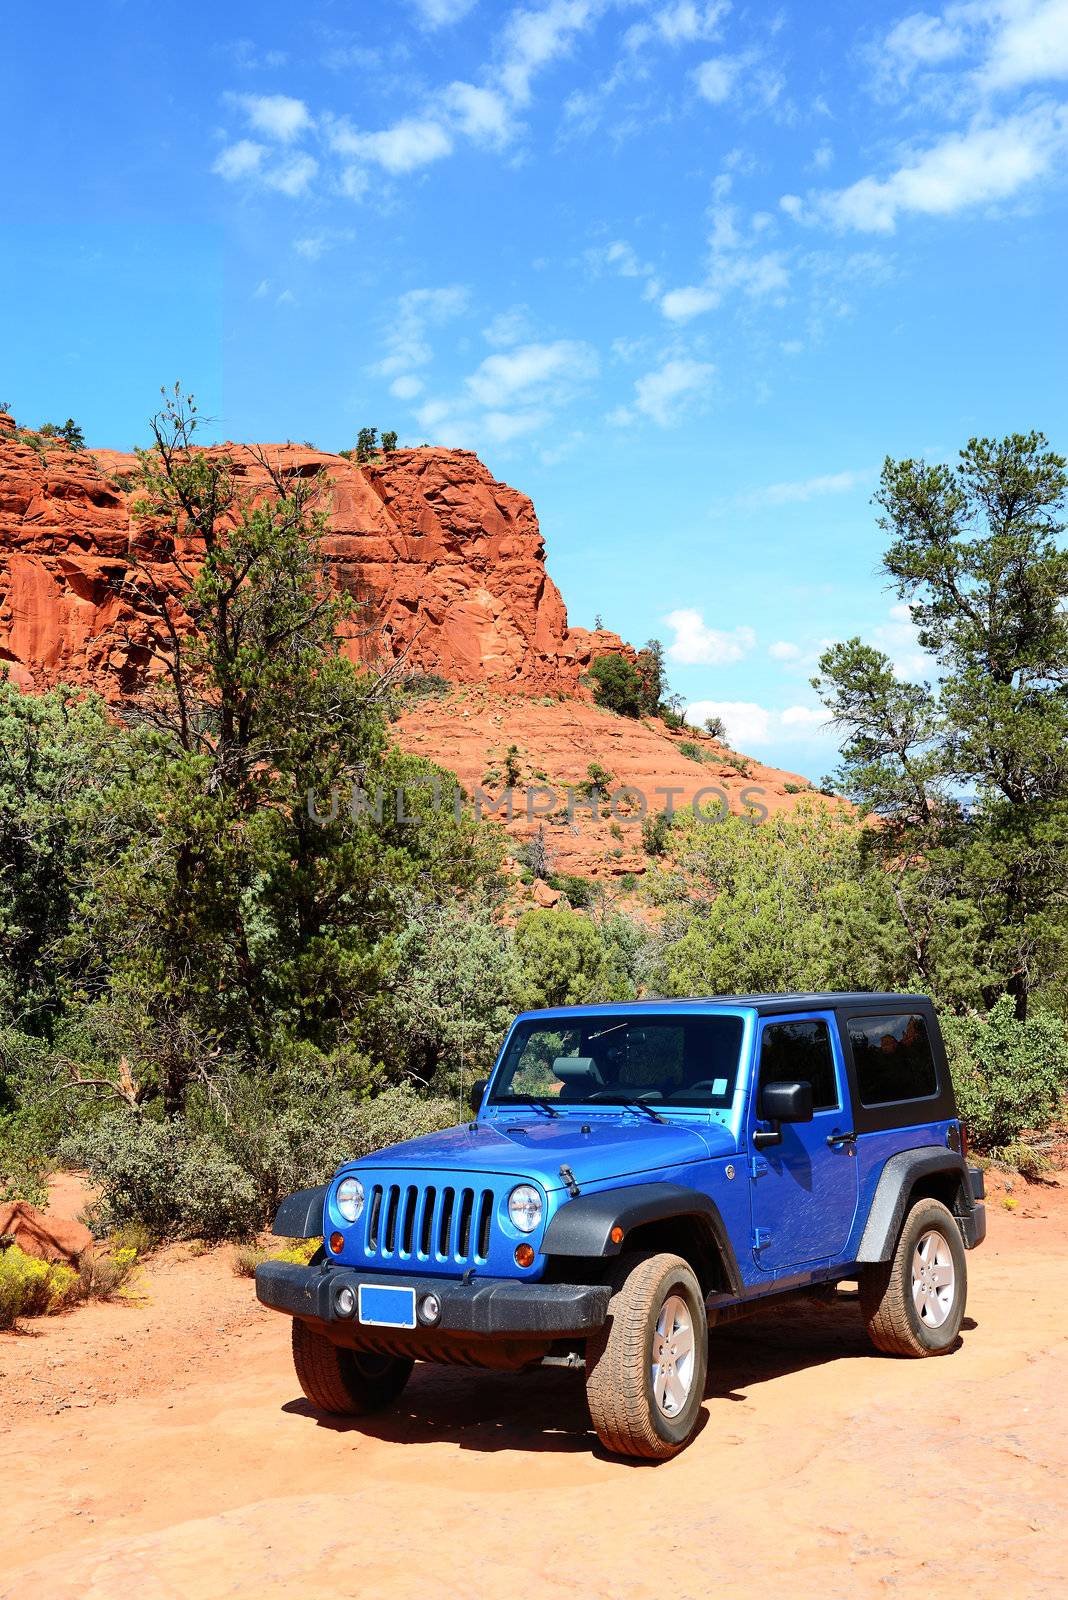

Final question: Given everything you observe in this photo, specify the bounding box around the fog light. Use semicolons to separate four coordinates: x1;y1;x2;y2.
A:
420;1293;442;1324
335;1285;356;1318
329;1231;345;1255
514;1243;535;1268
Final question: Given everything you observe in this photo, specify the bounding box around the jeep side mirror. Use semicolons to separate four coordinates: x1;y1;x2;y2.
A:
760;1080;814;1123
468;1078;487;1115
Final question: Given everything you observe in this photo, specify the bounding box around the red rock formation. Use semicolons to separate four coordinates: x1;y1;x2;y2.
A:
0;1201;93;1267
0;423;628;698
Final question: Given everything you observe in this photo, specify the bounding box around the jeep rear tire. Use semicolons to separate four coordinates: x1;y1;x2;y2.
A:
585;1251;708;1460
860;1197;967;1357
291;1319;413;1415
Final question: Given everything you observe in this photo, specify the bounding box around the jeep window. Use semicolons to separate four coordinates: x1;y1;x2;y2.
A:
758;1019;839;1112
847;1013;938;1105
491;1015;745;1109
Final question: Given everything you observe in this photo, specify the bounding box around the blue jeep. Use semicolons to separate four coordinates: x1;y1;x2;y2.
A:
257;993;986;1459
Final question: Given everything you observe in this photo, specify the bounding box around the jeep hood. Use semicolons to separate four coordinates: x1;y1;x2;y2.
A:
339;1116;736;1191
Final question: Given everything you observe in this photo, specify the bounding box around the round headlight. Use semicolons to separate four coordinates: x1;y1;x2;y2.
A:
508;1183;543;1234
336;1177;365;1223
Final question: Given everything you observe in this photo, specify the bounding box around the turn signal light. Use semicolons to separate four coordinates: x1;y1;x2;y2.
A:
329;1232;345;1255
514;1243;535;1267
610;1225;624;1245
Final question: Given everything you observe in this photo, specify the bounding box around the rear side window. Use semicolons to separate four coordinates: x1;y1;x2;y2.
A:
848;1013;938;1106
758;1019;839;1112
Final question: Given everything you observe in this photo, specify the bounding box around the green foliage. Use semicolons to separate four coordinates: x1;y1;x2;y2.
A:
647;803;910;998
514;907;637;1009
0;1246;81;1329
381;430;398;453
232;1237;319;1277
589;654;645;718
677;740;710;764
504;745;522;786
942;998;1068;1149
641;810;673;858
63;1116;261;1240
703;715;726;740
578;761;614;797
397;671;451;701
814;432;1068;1019
547;872;595;908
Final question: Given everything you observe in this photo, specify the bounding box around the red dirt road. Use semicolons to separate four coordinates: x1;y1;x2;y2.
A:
2;1176;1065;1600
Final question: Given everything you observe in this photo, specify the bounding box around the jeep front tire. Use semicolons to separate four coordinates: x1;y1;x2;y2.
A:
860;1197;967;1357
585;1251;708;1460
291;1320;413;1414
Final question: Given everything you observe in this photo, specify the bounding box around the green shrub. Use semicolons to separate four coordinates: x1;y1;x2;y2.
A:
942;998;1068;1149
678;741;708;764
78;1243;140;1302
60;1082;458;1242
641;810;672;858
232;1237;320;1278
61;1116;261;1241
589;655;644;718
548;872;595;908
0;1246;80;1329
996;1142;1053;1180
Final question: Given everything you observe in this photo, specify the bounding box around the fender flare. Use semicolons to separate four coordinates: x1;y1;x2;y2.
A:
856;1149;973;1263
272;1184;328;1239
540;1182;743;1296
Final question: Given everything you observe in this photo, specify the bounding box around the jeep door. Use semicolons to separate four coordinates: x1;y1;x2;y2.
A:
747;1012;860;1271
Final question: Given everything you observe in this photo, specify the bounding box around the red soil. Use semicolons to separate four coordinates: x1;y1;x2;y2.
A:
1;1170;1065;1599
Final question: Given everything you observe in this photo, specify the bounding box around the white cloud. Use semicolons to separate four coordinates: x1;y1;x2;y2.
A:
410;0;478;26
482;307;533;347
212;140;265;180
465;340;598;406
693;55;744;102
769;640;801;661
627;1;729;49
872;600;929;679
661;284;721;320
390;375;425;400
328;116;454;174
981;0;1068;88
684;699;771;746
613;355;715;426
743;468;870;506
884;11;965;76
499;0;597;106
780;704;826;729
684;699;829;749
665;609;756;666
441;81;514;146
811;139;834;171
265;154;318;196
294;236;327;260
808;106;1068;233
235;93;312;142
376;285;469;379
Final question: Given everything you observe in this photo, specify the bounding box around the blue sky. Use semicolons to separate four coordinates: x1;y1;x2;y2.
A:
3;0;1067;778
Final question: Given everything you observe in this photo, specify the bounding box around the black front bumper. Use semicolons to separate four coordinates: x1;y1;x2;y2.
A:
255;1260;611;1338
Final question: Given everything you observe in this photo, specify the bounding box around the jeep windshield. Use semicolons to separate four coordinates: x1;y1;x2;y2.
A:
489;1014;745;1111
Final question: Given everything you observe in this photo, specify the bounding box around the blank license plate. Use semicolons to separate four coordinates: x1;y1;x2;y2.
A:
358;1284;417;1328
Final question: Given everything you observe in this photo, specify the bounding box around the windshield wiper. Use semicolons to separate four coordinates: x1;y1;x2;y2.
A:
507;1095;560;1118
606;1097;666;1124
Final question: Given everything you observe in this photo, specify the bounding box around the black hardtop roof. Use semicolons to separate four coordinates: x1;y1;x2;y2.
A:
520;993;933;1019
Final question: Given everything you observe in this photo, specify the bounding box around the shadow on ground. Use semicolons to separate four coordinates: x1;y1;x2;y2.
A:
279;1289;965;1459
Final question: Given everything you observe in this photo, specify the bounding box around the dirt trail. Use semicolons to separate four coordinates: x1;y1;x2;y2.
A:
2;1176;1066;1600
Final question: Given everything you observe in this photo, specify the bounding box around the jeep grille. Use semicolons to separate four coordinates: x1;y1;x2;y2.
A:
364;1182;495;1266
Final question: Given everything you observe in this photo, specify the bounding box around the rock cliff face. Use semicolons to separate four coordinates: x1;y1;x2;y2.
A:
0;424;626;697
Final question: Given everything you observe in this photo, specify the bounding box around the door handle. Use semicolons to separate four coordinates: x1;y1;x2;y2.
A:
826;1129;856;1149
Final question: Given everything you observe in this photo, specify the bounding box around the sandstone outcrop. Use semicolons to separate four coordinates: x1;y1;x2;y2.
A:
0;423;628;697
